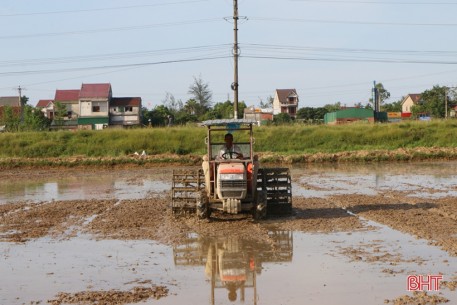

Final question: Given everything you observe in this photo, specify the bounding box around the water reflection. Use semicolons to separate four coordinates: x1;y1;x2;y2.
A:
0;169;169;203
3;161;457;204
173;231;293;305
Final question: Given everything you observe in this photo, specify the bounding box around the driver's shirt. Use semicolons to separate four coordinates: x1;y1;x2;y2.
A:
218;144;242;159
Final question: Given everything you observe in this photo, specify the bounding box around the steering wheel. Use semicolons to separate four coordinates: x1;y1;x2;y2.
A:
221;151;242;160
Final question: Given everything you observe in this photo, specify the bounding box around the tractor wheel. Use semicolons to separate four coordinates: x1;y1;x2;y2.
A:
253;190;267;220
196;190;210;219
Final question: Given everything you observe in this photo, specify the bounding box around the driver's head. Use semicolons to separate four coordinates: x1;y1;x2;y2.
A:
224;133;233;146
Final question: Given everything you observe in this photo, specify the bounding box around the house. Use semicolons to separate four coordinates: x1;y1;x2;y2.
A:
109;97;142;127
0;96;20;107
55;89;80;120
272;89;299;118
36;99;55;119
78;83;112;130
401;94;421;115
0;96;22;119
243;106;273;125
34;83;142;130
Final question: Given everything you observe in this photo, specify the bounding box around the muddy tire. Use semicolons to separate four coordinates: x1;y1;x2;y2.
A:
253;190;267;220
196;190;210;219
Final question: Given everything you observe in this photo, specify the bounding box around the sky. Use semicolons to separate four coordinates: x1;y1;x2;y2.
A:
1;0;457;109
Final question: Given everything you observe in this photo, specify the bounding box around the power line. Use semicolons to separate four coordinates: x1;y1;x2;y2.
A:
0;56;231;77
3;43;456;69
242;43;457;56
289;0;457;5
0;0;208;17
0;44;231;67
242;54;457;65
249;17;457;27
0;19;222;40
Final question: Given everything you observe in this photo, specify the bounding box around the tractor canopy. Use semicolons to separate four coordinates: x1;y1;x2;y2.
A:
200;119;258;162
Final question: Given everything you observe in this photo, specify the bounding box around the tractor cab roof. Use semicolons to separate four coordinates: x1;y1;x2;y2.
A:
200;119;257;128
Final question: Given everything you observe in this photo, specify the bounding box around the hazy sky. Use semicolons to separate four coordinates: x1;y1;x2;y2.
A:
1;0;457;109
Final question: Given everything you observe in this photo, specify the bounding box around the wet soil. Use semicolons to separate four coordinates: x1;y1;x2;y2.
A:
1;166;457;304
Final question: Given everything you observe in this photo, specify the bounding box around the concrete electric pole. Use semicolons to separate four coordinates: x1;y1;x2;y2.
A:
232;0;239;119
17;85;25;123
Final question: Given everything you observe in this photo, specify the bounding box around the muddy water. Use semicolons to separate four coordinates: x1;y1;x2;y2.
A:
1;162;457;304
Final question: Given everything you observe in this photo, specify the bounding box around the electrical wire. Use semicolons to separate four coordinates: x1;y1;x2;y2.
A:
0;0;209;17
0;44;231;67
0;19;222;40
0;56;231;77
249;17;457;27
289;0;457;5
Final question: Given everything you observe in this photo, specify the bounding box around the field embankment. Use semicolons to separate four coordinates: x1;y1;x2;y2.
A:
1;120;457;168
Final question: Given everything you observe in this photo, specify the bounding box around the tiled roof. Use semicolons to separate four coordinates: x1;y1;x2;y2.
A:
36;99;54;108
55;89;80;101
409;94;421;103
276;89;297;103
401;94;421;105
0;96;20;107
79;83;111;99
110;97;142;107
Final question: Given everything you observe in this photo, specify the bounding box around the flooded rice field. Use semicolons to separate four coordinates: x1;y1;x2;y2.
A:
1;162;457;305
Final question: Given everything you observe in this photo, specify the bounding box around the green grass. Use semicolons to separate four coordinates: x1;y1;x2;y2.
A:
1;120;457;159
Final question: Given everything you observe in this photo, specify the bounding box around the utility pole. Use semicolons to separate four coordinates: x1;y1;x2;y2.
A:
373;81;379;113
445;87;448;119
232;0;239;119
17;85;25;123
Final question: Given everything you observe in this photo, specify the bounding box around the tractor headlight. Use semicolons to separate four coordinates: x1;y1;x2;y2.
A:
220;173;244;181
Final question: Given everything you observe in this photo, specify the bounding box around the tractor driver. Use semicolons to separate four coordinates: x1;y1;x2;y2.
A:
217;133;243;160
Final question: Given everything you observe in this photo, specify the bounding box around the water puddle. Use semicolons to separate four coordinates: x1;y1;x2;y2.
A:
293;161;457;198
1;225;455;305
1;162;457;304
0;169;169;204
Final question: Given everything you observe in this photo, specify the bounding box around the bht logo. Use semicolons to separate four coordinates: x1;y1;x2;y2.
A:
407;275;443;291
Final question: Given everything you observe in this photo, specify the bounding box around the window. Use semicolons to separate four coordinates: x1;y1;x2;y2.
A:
125;106;133;112
92;106;100;112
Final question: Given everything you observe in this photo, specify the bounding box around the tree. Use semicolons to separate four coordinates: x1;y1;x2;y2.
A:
1;106;20;131
324;102;341;113
383;100;402;112
259;95;273;108
184;99;200;116
187;76;212;116
273;113;292;124
296;107;328;123
53;102;68;126
22;106;50;131
162;92;183;114
416;85;447;118
210;100;247;119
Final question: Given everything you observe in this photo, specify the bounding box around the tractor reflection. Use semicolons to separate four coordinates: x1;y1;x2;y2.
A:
173;230;293;304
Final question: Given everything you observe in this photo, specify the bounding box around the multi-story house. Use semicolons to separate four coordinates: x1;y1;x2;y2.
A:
109;97;142;127
272;89;299;119
78;83;112;130
54;89;80;120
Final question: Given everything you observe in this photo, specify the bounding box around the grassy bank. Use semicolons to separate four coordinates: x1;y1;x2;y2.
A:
1;120;457;167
